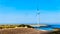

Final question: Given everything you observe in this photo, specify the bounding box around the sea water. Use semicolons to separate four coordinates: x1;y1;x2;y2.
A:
51;25;60;28
35;27;53;31
34;25;60;31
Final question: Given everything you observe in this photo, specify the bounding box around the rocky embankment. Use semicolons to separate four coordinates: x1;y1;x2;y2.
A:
0;28;49;34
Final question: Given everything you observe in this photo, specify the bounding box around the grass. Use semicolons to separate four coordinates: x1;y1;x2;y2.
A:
0;24;33;29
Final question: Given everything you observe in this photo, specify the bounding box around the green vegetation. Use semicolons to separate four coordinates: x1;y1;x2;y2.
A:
18;24;34;28
0;25;16;29
0;24;33;29
49;28;60;34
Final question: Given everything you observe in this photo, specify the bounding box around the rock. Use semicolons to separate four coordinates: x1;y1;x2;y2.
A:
0;28;49;34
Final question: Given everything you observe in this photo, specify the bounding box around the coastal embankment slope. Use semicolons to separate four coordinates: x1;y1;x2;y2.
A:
0;28;49;34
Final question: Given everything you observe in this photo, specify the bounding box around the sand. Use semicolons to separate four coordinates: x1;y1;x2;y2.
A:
0;28;49;34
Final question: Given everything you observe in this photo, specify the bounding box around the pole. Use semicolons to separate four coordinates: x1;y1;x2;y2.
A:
37;0;40;26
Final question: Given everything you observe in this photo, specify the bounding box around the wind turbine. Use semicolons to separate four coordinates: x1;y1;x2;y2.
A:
37;7;40;26
36;0;40;26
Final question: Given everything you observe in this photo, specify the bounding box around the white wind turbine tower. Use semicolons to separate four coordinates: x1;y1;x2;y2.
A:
36;0;40;26
37;7;40;26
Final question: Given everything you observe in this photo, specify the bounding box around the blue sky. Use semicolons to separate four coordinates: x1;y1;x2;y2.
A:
0;0;60;24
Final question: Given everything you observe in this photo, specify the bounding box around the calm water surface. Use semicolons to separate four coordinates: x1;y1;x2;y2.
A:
34;25;60;31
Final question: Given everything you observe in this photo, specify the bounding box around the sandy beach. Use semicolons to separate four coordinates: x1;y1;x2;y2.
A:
0;28;49;34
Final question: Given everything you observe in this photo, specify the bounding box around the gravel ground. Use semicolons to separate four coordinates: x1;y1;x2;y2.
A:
0;28;49;34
